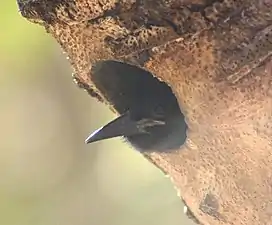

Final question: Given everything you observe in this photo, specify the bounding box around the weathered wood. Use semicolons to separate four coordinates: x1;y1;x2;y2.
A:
17;0;272;224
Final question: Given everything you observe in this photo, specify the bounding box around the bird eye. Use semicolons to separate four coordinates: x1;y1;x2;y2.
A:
154;105;165;117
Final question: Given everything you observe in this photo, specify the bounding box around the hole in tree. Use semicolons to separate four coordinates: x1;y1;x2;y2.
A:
91;60;188;152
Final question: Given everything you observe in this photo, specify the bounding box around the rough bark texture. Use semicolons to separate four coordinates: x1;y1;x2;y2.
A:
17;0;272;224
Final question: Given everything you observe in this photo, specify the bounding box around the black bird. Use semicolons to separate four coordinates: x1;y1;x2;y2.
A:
85;60;188;152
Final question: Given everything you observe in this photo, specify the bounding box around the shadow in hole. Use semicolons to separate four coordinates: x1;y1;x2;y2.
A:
88;60;188;152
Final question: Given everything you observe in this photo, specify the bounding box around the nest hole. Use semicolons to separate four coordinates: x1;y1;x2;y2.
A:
91;60;187;152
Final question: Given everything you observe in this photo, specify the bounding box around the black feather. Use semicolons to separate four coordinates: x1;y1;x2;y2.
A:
86;60;188;152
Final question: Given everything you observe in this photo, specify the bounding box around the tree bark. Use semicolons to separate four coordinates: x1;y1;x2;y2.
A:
17;0;272;224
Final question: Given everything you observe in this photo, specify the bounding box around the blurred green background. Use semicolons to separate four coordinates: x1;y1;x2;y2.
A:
0;2;195;225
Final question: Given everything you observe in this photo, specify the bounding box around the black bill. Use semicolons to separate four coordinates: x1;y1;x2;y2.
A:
85;112;165;144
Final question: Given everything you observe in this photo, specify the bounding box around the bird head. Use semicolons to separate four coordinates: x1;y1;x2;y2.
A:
85;60;188;152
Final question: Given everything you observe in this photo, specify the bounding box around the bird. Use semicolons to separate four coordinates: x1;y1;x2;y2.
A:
85;60;188;152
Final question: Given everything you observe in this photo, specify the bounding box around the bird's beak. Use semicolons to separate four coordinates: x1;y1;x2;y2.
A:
85;112;142;144
85;112;165;144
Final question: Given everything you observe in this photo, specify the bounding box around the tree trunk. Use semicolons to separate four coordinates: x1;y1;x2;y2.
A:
17;0;272;224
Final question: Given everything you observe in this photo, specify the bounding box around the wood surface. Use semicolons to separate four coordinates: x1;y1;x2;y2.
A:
17;0;272;224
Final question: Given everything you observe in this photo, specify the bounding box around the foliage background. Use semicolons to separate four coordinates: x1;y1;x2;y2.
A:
0;2;195;225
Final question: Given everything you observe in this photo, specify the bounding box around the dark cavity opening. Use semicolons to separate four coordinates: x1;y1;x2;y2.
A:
91;60;187;152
